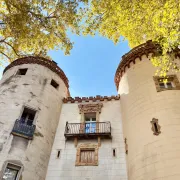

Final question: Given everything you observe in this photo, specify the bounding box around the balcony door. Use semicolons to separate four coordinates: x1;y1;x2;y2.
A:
85;113;96;133
20;107;36;126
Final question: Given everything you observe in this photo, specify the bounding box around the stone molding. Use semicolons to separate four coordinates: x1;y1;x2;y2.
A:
3;56;69;89
63;95;120;103
78;103;103;114
153;75;180;92
75;144;98;166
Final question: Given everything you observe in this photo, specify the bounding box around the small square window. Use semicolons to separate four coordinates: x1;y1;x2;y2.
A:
16;68;28;75
2;163;21;180
51;79;59;89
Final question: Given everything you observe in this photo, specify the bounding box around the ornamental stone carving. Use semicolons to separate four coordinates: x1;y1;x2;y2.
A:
78;103;103;114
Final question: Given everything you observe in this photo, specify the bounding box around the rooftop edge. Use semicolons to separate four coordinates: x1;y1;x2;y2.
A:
3;56;69;89
63;95;120;103
114;40;158;90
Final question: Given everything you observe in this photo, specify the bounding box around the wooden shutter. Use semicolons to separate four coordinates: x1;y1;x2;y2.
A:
80;150;95;164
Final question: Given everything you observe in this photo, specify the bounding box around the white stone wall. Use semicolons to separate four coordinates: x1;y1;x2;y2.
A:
46;100;128;180
118;55;180;180
0;64;67;180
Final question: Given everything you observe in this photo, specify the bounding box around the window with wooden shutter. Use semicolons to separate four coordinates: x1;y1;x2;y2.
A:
80;150;95;164
75;144;98;166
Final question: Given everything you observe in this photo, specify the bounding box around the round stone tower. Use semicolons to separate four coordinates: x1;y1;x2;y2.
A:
0;56;69;180
116;41;180;180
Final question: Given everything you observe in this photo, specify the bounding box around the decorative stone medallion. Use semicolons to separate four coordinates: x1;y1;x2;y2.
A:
78;103;103;114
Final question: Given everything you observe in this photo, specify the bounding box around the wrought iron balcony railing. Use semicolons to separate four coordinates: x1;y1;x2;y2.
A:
64;121;111;139
11;119;36;139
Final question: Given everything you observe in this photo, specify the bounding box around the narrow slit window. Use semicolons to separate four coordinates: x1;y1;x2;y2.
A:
151;118;161;136
57;150;61;158
16;68;28;75
154;123;158;133
113;149;116;157
51;79;59;89
2;163;21;180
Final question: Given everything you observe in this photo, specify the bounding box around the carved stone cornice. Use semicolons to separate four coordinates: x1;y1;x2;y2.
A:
78;103;103;114
63;95;120;103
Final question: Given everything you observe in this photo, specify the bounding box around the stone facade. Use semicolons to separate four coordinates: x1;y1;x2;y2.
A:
0;42;180;180
46;101;128;180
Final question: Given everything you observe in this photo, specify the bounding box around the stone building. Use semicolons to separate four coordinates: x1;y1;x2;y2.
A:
0;41;180;180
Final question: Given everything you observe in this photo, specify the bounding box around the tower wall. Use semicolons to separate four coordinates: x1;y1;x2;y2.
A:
117;53;180;180
0;57;68;180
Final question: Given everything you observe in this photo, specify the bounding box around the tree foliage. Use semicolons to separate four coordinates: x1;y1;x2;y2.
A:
0;0;87;62
83;0;180;76
0;0;179;76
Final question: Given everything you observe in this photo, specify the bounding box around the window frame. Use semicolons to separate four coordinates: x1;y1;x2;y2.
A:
0;161;23;180
75;144;98;166
50;79;59;90
153;75;180;92
19;105;37;125
16;68;28;75
150;118;161;136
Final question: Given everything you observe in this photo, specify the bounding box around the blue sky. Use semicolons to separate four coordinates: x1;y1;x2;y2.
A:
0;34;130;97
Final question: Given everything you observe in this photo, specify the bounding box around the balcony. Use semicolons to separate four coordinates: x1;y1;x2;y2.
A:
11;119;36;140
64;121;111;139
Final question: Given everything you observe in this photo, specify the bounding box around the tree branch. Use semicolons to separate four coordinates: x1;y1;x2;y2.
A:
0;50;11;60
3;41;20;57
0;38;7;43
